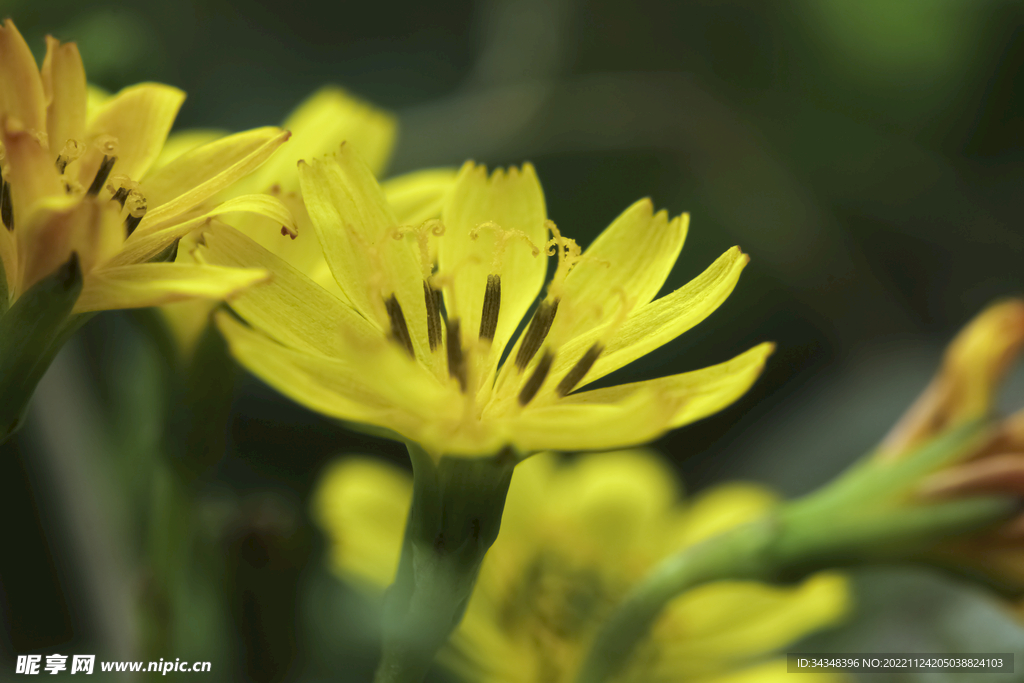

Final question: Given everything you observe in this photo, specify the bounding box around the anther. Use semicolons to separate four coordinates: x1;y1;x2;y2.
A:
87;155;117;196
479;274;501;342
424;282;443;352
518;350;554;406
124;191;147;237
515;299;559;371
446;318;468;391
556;343;603;396
1;180;12;231
385;295;415;357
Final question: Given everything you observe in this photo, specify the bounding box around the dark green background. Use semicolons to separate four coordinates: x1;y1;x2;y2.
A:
3;0;1024;680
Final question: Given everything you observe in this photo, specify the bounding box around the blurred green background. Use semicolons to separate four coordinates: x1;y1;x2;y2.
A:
3;0;1024;680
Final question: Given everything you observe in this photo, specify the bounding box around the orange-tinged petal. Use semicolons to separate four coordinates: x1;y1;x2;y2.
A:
0;20;46;134
2;124;63;218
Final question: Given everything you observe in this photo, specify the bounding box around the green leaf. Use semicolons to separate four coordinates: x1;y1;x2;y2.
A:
0;253;84;442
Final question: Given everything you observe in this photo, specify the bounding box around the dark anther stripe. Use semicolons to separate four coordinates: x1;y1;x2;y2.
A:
1;181;12;231
514;298;559;371
385;295;415;357
479;274;501;341
446;317;467;391
55;155;69;174
424;281;442;351
556;343;603;396
124;213;144;237
111;186;130;207
518;350;554;406
86;155;117;196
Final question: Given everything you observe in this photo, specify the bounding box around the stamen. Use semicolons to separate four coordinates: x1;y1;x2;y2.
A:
479;274;501;341
385;294;415;357
86;155;117;196
0;179;11;232
515;299;560;370
518;350;554;406
110;186;130;207
424;281;443;351
123;191;147;237
54;139;85;175
556;343;603;396
446;318;468;391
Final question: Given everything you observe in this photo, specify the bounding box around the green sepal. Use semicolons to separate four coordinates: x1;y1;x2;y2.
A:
0;253;84;442
375;444;516;683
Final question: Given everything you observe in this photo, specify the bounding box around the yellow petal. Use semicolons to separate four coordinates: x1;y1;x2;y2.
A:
543;450;681;559
382;167;458;226
150;128;229;171
552;198;688;342
558;343;774;432
540;246;749;400
440;162;548;384
216;310;454;430
0;20;46;135
311;457;411;587
111;193;298;266
503;385;682;453
41;36;87;172
197;222;376;356
81;82;185;185
74;262;269;313
298;149;430;360
16;195;121;292
881;298;1024;457
250;86;397;195
661;572;849;664
138;127;291;228
672;480;778;548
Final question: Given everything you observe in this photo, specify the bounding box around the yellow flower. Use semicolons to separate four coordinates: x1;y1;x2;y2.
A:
209;145;772;457
0;19;296;315
313;451;849;683
160;86;456;355
878;299;1024;593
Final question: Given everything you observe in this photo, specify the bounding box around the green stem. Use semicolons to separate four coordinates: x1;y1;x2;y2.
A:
374;444;516;683
572;423;1015;683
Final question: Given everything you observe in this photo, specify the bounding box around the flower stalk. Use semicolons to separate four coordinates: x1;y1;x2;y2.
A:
375;443;515;683
573;422;1018;683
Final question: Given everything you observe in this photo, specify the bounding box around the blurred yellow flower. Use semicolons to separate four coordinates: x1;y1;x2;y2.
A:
313;451;849;683
880;299;1024;593
0;19;296;315
159;85;455;355
210;145;771;457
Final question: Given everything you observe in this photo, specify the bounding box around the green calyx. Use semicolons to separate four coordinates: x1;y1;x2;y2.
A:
374;443;517;683
0;253;85;443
